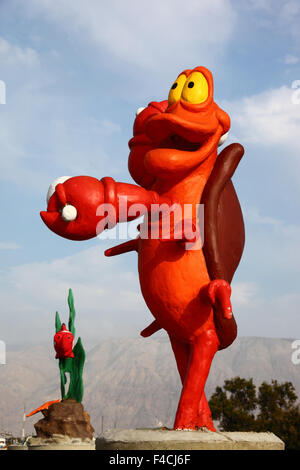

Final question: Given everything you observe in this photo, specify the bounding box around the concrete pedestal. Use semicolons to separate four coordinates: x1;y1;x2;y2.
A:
26;435;95;450
96;428;284;450
7;444;28;451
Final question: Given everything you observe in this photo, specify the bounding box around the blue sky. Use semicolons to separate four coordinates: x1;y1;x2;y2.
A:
0;0;300;349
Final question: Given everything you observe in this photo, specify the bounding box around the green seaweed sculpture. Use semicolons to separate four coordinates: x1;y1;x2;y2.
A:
54;289;85;403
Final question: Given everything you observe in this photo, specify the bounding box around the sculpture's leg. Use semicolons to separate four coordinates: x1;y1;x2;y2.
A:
197;392;216;431
141;320;162;338
169;335;190;384
173;329;219;430
169;335;216;430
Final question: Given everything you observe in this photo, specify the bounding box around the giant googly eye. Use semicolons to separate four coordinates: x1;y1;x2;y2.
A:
168;74;187;107
46;176;71;204
181;72;209;104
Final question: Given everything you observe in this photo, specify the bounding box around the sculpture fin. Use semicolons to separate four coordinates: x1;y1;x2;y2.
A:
140;319;162;337
105;238;139;257
201;143;245;350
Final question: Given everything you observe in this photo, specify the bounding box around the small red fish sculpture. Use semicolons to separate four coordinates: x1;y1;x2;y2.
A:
53;323;74;359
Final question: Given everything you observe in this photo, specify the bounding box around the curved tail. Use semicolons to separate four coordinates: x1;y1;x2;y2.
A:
201;143;245;350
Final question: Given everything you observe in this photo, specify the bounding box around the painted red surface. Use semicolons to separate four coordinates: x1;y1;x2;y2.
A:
26;400;61;418
53;323;74;359
41;67;244;431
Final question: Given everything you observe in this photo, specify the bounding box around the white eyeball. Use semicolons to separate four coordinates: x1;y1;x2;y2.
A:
61;205;77;222
47;176;71;204
136;107;145;116
218;132;228;147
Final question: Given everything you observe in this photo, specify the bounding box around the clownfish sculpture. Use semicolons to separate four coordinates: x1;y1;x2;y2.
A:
53;323;74;359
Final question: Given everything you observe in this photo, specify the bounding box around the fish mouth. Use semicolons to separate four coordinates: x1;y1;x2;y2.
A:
155;133;207;152
144;113;217;153
129;133;202;151
143;113;223;178
128;134;153;148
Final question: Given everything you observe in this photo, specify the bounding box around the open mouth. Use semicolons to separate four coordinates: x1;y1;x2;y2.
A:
157;133;205;152
145;112;217;154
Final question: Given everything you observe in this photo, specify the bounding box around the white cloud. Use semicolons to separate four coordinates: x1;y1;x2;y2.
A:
236;1;300;44
0;37;39;67
0;32;125;191
281;0;300;22
24;0;236;72
230;206;300;338
242;207;300;281
225;86;300;149
284;53;299;65
231;282;257;307
0;243;150;347
97;119;121;137
245;0;273;11
236;292;300;339
246;209;281;227
0;81;123;190
224;84;300;189
0;244;141;312
0;242;20;250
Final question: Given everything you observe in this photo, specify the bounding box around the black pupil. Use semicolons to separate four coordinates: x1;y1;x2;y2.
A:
188;82;194;88
171;83;177;90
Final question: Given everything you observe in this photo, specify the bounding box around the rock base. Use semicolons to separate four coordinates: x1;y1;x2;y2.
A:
34;398;94;440
96;428;285;450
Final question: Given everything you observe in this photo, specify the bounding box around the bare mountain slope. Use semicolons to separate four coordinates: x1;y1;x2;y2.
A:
0;336;298;436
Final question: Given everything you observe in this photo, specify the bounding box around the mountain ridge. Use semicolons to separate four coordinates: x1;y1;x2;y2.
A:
0;336;299;436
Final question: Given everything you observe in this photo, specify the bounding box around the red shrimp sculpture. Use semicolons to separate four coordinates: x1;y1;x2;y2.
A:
41;66;245;430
